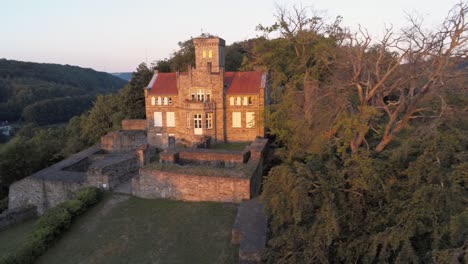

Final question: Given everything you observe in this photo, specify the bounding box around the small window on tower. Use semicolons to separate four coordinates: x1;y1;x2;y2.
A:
208;50;213;58
202;50;206;58
191;93;195;101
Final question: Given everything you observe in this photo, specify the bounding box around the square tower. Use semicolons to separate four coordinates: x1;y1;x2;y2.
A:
193;36;225;73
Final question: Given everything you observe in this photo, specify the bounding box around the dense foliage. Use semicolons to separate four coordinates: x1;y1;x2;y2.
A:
0;187;103;264
256;4;468;263
0;59;126;123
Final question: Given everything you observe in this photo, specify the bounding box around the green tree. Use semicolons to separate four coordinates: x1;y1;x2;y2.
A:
120;63;152;119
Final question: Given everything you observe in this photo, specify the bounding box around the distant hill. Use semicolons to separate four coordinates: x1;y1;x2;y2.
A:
111;72;132;81
0;59;127;125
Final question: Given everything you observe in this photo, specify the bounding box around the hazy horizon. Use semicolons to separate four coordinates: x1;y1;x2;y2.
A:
0;0;459;73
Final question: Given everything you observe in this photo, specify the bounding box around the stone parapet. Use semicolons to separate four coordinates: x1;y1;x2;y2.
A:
121;119;147;130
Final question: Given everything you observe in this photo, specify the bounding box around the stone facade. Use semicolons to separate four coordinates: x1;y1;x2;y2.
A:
132;138;268;203
101;130;147;152
144;36;269;148
121;119;147;130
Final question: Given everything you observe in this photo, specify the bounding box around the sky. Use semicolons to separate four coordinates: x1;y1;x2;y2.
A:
0;0;460;73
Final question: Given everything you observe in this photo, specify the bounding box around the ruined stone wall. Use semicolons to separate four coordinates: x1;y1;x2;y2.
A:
177;149;249;167
87;153;140;190
122;119;147;130
132;170;250;203
8;177;84;214
101;130;147;152
0;205;37;231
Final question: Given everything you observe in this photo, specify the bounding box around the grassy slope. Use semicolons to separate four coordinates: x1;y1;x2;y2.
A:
0;219;36;256
38;194;239;264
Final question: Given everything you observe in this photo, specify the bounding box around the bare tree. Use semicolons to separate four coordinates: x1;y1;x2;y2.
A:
338;2;468;153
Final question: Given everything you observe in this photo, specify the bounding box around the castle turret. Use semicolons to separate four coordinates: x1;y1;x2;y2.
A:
193;36;225;73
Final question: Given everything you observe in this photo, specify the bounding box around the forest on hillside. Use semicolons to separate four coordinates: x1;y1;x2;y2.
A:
0;59;127;124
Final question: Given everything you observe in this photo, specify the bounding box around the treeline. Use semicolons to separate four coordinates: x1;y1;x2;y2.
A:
22;96;94;125
250;4;468;264
0;59;127;123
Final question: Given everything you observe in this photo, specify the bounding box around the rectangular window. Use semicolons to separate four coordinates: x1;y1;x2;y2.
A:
232;112;241;128
206;92;211;102
197;89;204;102
154;112;162;127
243;97;248;105
246;112;255;128
194;114;202;129
205;113;213;129
167;112;175;127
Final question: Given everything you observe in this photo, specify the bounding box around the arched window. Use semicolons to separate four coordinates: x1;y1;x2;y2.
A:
151;97;155;106
236;96;241;106
157;97;162;105
168;97;173;105
243;97;248;105
248;97;253;105
230;97;235;106
163;97;168;105
208;50;213;58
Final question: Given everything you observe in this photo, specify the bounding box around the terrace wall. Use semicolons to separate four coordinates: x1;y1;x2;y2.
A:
132;170;250;203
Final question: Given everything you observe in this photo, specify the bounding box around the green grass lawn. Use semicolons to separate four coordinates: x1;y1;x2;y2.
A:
37;194;239;264
0;219;36;257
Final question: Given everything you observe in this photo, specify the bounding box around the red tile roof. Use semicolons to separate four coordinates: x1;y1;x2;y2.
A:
147;72;178;95
225;71;264;94
147;71;264;95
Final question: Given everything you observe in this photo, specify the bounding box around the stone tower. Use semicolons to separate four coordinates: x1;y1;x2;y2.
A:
193;36;225;73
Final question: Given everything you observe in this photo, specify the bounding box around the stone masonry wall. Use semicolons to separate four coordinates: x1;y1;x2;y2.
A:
101;130;147;152
87;152;141;190
8;177;84;214
122;119;147;130
132;170;250;203
0;205;37;231
177;149;249;167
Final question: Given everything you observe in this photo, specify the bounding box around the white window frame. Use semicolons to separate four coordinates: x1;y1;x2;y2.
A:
232;112;241;128
246;112;255;128
205;113;213;129
230;97;234;106
163;97;168;105
157;97;162;105
167;112;175;127
154;112;162;127
168;97;173;105
243;97;248;106
151;97;155;106
236;96;241;106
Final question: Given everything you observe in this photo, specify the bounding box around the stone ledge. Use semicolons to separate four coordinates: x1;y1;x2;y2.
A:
0;205;37;231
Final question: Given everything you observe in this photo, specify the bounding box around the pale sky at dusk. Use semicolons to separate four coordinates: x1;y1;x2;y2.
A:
0;0;460;73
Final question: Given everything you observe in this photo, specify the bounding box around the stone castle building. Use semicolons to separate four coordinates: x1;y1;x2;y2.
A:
144;36;268;148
